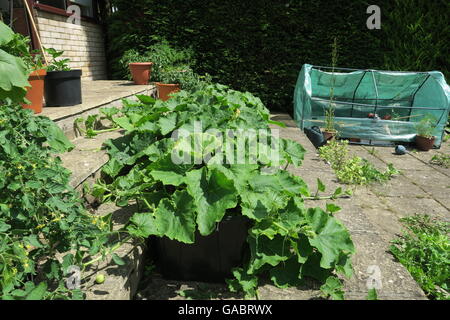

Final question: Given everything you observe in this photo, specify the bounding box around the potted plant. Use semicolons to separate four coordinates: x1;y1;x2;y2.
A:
0;25;47;114
156;66;205;101
415;116;437;151
44;48;82;107
120;49;153;85
23;61;47;114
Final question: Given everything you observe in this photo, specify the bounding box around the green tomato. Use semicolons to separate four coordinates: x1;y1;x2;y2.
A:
95;274;105;284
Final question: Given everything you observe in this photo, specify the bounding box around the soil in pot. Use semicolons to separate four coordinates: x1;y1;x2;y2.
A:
44;70;82;107
129;63;153;85
156;83;180;101
22;69;47;114
150;215;250;282
415;135;435;151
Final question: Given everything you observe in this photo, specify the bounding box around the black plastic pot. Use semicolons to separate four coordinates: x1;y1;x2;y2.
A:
44;70;82;106
152;215;250;282
305;126;326;148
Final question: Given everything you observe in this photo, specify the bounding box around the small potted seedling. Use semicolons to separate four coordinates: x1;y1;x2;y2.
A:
44;48;82;106
415;116;437;151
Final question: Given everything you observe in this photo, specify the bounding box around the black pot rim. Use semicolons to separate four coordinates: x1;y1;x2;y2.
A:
45;69;82;80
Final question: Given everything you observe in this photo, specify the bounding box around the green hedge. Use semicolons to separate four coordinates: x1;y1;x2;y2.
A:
106;0;448;112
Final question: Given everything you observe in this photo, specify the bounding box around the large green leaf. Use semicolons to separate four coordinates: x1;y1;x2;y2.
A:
247;234;290;274
25;282;48;300
305;208;355;269
147;154;191;186
153;190;197;243
158;112;178;135
249;170;309;197
41;121;75;153
127;212;159;238
211;164;259;192
240;190;286;221
0;21;14;45
281;138;306;167
320;276;345;300
226;268;258;298
269;257;303;288
185;167;237;235
0;49;29;102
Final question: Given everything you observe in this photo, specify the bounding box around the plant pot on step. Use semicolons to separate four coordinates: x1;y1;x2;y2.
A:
129;62;153;85
44;70;82;107
415;135;435;151
323;129;337;141
156;82;180;101
22;69;47;114
151;215;250;282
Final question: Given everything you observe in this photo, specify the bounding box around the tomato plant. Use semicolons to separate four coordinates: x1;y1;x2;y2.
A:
0;104;115;300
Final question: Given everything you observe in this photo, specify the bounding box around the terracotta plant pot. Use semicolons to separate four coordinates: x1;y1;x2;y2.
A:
415;135;435;151
323;130;337;141
22;69;47;114
129;62;153;85
156;83;180;101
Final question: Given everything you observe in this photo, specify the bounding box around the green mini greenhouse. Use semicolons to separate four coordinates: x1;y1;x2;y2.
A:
294;64;450;147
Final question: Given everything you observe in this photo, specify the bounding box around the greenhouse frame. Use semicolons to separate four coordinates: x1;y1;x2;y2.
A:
294;64;450;147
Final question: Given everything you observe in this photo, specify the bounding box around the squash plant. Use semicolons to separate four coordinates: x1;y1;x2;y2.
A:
93;84;355;299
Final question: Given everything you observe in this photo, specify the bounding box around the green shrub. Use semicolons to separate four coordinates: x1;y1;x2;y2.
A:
106;0;384;112
381;0;449;78
390;215;449;300
159;66;211;92
119;41;195;82
106;1;448;112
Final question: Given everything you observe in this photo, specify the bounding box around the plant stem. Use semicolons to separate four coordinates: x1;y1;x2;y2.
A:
82;235;132;268
92;127;120;134
304;195;350;200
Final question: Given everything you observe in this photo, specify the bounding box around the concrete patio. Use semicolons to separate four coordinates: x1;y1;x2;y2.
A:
135;113;449;300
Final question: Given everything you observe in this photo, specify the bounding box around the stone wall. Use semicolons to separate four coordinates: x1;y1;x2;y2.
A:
34;10;107;80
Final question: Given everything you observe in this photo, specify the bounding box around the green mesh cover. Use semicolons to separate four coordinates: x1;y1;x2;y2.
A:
294;64;450;147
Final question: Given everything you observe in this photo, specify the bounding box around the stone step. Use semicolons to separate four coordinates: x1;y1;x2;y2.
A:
41;80;156;140
59;131;122;191
84;203;146;300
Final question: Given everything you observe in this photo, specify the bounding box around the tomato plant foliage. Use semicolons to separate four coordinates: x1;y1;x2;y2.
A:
0;105;111;300
94;85;355;298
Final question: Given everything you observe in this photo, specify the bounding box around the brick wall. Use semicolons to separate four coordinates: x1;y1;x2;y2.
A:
35;10;107;80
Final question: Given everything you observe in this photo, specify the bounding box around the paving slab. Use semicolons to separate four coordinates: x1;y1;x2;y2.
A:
379;197;449;222
343;232;426;300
